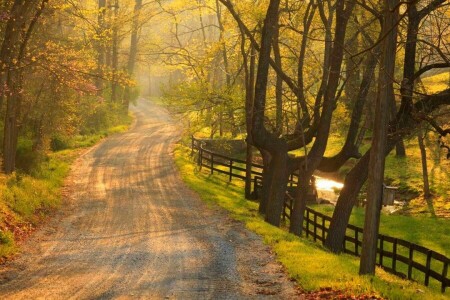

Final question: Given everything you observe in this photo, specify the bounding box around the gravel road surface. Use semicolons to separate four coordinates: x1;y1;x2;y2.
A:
0;99;300;299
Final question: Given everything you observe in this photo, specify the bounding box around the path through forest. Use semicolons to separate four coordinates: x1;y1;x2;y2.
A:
0;99;300;299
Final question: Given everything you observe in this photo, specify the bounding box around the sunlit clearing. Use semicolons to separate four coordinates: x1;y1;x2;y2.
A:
315;177;344;191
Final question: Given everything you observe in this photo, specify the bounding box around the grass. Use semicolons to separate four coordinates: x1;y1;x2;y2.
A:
174;145;448;299
310;204;450;257
310;204;449;290
0;113;133;259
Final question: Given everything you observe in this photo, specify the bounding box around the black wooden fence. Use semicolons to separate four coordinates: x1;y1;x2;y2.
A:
191;137;449;293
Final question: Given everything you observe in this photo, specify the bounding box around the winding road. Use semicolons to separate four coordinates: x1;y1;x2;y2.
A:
0;99;299;299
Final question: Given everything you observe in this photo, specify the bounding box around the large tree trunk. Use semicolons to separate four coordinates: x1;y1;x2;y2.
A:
3;71;22;173
96;0;107;95
264;151;289;226
242;39;256;199
289;0;355;236
258;150;272;214
318;49;379;172
250;0;287;226
359;0;398;275
418;128;431;198
1;0;44;174
325;87;450;253
272;23;283;136
111;0;119;103
389;88;406;156
359;0;399;274
325;0;447;254
123;0;142;111
324;153;370;252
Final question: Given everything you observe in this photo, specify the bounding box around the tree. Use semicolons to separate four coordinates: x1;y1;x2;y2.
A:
359;0;398;275
325;0;450;254
1;0;48;173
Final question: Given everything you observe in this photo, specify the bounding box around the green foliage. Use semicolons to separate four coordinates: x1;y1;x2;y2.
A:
0;111;132;259
0;230;16;257
174;146;447;299
15;138;46;173
50;134;72;152
162;80;245;138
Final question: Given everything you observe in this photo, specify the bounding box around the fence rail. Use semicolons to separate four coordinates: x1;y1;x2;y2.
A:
191;136;449;293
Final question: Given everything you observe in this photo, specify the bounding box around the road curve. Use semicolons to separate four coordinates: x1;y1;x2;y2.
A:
0;99;299;299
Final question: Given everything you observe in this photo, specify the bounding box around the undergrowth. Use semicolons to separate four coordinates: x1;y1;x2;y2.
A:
0;113;133;259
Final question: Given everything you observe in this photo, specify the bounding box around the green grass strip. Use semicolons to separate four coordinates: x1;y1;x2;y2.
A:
174;146;448;300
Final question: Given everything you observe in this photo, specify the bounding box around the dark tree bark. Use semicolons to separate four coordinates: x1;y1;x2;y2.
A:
289;0;355;236
241;30;256;199
325;88;450;253
296;1;316;129
272;23;283;136
123;0;142;110
418;128;431;198
1;0;46;174
96;0;107;96
111;0;119;103
359;0;399;275
250;0;290;226
318;48;380;172
325;0;449;254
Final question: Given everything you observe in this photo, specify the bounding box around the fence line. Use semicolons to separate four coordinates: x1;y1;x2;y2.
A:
191;136;449;293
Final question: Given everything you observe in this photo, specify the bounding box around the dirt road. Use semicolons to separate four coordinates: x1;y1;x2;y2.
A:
0;99;300;299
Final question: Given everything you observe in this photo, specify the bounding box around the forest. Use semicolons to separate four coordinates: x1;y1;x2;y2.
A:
0;0;449;298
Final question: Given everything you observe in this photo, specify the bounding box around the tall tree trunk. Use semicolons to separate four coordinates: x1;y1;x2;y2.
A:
290;0;355;236
359;0;398;275
344;10;360;107
3;71;21;173
390;91;406;156
324;0;445;254
272;23;283;136
123;0;142;110
250;0;288;226
242;32;256;199
324;153;370;252
1;0;45;174
258;150;272;214
418;128;431;198
111;0;119;103
96;0;107;96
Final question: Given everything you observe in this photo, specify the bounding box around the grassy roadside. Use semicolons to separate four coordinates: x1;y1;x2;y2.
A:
174;145;448;300
0;115;133;259
310;204;449;257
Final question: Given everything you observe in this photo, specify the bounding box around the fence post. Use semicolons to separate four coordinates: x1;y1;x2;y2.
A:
229;159;233;182
199;148;203;169
355;229;359;256
392;238;397;273
306;210;310;237
425;250;432;286
408;244;414;279
210;153;214;175
322;218;326;244
313;213;317;241
442;260;448;293
379;235;384;266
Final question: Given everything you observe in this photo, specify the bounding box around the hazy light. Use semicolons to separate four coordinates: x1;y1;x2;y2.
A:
315;177;344;191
